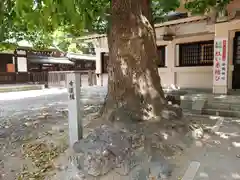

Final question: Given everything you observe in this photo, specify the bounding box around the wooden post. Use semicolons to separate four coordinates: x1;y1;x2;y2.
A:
14;50;18;72
88;71;93;86
101;74;103;86
44;71;49;88
93;73;97;85
67;72;82;147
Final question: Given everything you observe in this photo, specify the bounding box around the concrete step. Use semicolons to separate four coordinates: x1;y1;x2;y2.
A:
180;99;240;118
181;99;240;109
202;108;240;118
164;89;240;118
205;103;240;111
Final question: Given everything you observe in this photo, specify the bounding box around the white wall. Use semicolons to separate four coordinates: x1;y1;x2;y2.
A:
91;18;216;90
156;31;214;89
175;67;213;89
17;57;27;72
158;66;213;89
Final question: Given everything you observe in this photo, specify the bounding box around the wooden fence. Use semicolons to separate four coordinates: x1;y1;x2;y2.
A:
0;71;97;87
47;70;97;88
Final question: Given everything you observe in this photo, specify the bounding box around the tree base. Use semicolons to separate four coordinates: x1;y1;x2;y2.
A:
99;92;183;123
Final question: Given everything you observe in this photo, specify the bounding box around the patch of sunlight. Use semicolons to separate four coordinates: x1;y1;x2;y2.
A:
232;119;240;124
213;140;221;145
209;116;221;120
199;172;209;178
216;132;240;138
138;26;142;37
203;134;211;140
163;84;180;92
161;132;169;140
191;94;207;101
203;125;214;130
145;70;159;99
211;118;224;132
195;141;203;147
191;128;204;139
164;88;172;93
232;173;240;179
219;133;230;139
170;84;180;90
181;161;200;180
0;88;67;101
214;95;227;99
136;74;147;95
232;141;240;148
120;58;128;76
168;101;172;105
140;14;150;27
143;104;155;121
220;174;228;179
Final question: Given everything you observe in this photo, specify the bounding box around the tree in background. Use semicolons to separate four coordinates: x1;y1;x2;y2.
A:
185;0;232;15
0;0;233;122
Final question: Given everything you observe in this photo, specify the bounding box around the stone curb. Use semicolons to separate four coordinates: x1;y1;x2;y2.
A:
0;85;44;93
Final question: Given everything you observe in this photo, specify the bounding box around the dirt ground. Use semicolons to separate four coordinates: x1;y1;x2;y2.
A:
170;115;240;180
0;106;69;180
1;103;240;180
48;114;240;180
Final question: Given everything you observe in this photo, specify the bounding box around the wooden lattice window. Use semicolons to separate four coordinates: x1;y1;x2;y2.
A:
179;40;214;66
157;46;166;67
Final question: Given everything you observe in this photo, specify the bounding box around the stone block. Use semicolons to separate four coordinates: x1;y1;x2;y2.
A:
180;100;192;110
128;155;172;180
192;99;207;114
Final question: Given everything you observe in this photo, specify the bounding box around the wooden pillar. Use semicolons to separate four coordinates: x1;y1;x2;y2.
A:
14;50;18;72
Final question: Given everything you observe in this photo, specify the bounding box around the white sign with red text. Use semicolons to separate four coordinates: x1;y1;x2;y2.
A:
213;38;228;86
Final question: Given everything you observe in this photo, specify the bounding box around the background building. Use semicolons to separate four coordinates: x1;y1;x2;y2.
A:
79;0;240;94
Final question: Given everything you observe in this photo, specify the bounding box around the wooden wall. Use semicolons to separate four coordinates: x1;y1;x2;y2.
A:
0;54;13;72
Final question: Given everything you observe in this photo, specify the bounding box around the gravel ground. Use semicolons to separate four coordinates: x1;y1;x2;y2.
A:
1;85;239;180
0;86;107;180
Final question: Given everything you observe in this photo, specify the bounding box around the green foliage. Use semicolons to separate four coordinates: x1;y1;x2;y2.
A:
185;0;233;14
152;0;180;22
13;0;110;35
1;0;110;50
0;43;17;52
0;0;233;51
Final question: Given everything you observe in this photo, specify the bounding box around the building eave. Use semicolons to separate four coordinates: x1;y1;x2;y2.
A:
154;16;208;28
77;16;208;41
66;53;96;61
28;55;74;64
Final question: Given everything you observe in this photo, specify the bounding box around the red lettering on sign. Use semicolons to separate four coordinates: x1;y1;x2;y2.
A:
215;69;221;75
215;76;220;81
216;51;221;56
222;40;226;61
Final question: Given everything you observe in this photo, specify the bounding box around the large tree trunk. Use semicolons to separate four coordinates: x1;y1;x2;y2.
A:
102;0;166;122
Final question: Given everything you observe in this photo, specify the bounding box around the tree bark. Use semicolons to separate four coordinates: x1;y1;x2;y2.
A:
102;0;166;122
